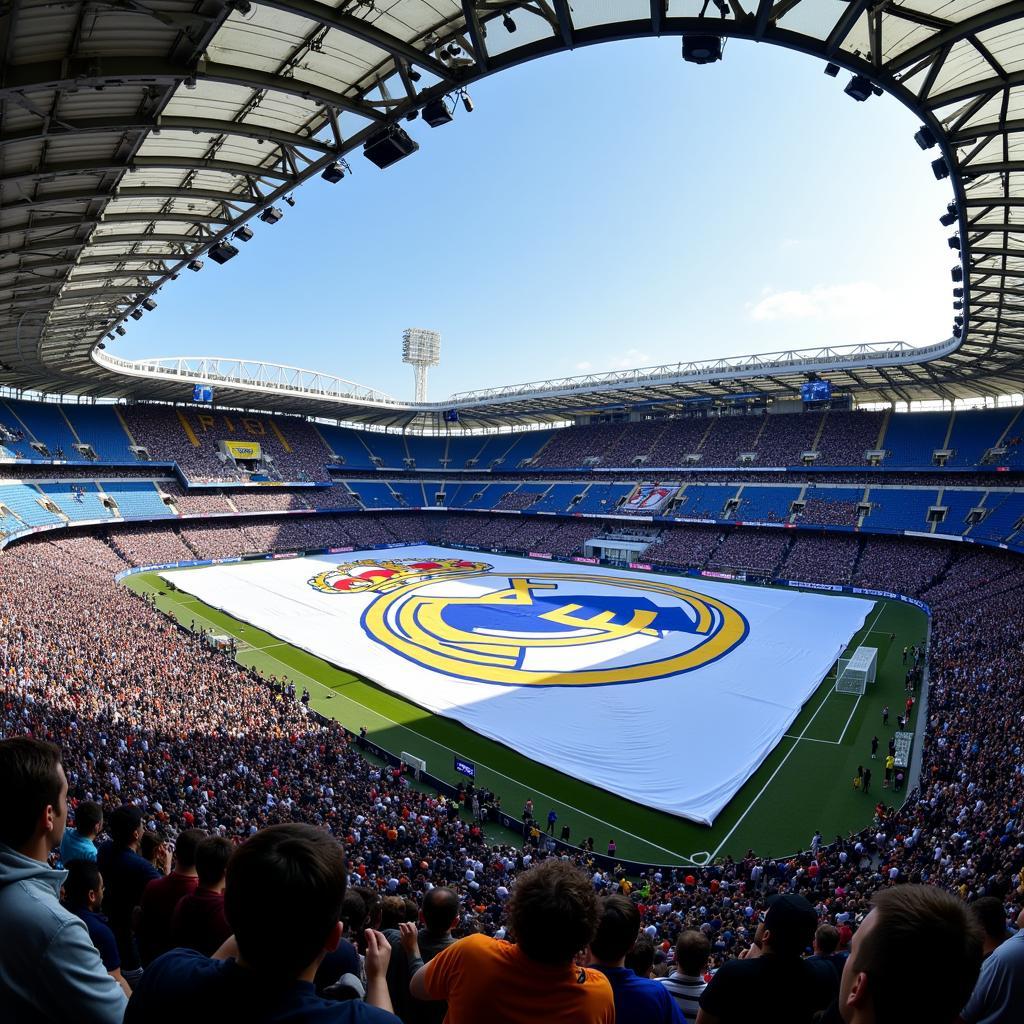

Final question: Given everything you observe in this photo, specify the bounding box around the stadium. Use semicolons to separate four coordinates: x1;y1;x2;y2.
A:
0;2;1022;1023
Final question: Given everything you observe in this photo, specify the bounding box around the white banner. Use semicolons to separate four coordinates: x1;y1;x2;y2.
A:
166;546;872;825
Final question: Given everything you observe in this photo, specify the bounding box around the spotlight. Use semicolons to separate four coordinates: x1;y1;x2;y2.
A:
914;125;937;150
954;287;964;297
955;315;964;325
446;44;460;58
209;241;239;264
948;235;961;250
284;195;296;207
259;206;283;224
115;325;126;336
97;342;106;350
844;74;873;102
233;225;254;242
682;34;723;65
142;297;158;311
230;0;252;12
406;109;419;121
503;12;516;32
129;309;143;320
952;265;963;282
823;63;840;78
953;325;962;338
107;333;115;341
954;300;963;310
423;98;453;127
363;123;419;169
408;67;421;82
321;162;345;182
187;259;204;271
939;204;958;227
932;157;950;180
461;91;474;113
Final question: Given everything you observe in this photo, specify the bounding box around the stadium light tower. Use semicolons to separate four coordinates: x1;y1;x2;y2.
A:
402;328;441;402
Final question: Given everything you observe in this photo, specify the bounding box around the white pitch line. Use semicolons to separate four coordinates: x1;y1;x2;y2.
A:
707;600;890;861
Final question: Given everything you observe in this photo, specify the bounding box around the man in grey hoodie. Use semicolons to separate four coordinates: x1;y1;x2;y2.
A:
0;737;128;1023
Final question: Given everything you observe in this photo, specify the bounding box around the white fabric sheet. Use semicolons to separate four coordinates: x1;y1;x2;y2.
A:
165;547;872;825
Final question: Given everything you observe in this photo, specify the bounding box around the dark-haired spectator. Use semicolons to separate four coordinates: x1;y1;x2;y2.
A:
970;897;1011;959
392;886;461;1024
588;893;685;1023
625;933;657;978
959;907;1024;1024
125;822;399;1021
697;893;832;1024
60;800;103;865
168;834;233;956
97;804;163;982
661;930;710;1022
63;860;131;997
838;885;982;1024
140;827;171;873
137;828;204;965
406;859;613;1022
0;737;127;1022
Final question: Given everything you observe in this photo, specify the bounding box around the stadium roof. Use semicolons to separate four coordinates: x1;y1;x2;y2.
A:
2;1;1024;430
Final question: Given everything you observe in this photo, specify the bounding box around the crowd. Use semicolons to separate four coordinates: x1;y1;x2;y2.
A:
2;513;1024;1020
797;498;861;527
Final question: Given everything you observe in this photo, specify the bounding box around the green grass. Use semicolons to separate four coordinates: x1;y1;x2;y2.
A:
124;564;926;865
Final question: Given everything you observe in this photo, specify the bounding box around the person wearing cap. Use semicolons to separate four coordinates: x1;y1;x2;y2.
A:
696;893;833;1024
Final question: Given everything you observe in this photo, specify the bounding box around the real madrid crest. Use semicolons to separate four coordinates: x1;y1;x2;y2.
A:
308;557;748;687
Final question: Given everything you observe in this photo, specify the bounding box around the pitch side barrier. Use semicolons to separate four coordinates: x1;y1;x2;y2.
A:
116;540;930;871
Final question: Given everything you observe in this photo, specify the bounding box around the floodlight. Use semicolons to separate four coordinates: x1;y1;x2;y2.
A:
954;300;963;310
461;91;474;113
187;259;204;271
209;241;239;264
284;195;296;207
129;309;143;320
259;206;283;224
682;35;722;64
423;98;453;127
954;287;964;297
233;225;254;241
322;161;345;182
97;342;106;350
142;297;158;310
363;124;419;169
115;325;126;336
824;63;840;77
914;125;937;150
503;12;516;32
939;204;958;227
932;157;950;180
952;265;963;282
948;235;961;250
408;67;421;82
844;75;872;102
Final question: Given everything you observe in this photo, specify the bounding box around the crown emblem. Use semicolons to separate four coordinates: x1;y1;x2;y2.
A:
308;557;491;595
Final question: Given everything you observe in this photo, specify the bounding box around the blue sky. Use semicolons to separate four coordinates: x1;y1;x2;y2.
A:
119;37;955;403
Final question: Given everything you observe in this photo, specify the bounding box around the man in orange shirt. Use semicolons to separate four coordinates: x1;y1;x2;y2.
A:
404;860;613;1023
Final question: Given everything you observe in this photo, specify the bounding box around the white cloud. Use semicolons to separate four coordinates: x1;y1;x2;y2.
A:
610;347;652;370
575;360;593;371
750;282;883;322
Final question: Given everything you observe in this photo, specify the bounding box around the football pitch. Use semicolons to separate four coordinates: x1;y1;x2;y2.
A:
124;559;926;866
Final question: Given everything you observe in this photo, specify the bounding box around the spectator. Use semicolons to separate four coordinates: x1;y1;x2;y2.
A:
838;885;982;1024
398;886;460;1024
63;859;131;997
806;924;845;1005
97;804;164;983
660;930;711;1022
137;828;204;966
587;893;685;1023
168;834;233;956
140;827;171;873
970;897;1011;959
959;908;1024;1024
125;822;399;1021
696;893;832;1024
406;859;614;1022
60;800;103;865
0;737;127;1022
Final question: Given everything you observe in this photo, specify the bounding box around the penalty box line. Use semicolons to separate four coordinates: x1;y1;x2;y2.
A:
157;583;705;867
710;600;889;860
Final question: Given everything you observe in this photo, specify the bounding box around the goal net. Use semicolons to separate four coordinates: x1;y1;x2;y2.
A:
400;751;426;780
835;646;878;695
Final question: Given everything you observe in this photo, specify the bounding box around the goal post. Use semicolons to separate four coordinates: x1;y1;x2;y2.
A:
400;751;426;780
835;646;877;695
